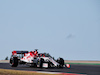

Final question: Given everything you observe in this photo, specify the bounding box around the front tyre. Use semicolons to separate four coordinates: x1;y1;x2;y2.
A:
57;58;64;68
39;58;44;68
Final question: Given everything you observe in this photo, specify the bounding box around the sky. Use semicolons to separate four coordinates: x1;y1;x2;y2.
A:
0;0;100;60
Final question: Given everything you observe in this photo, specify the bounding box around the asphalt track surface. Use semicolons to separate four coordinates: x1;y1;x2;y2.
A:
0;63;100;75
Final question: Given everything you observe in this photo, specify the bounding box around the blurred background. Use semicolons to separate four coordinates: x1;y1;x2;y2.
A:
0;0;100;60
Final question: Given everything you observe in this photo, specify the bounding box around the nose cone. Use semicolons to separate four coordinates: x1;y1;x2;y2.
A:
66;64;70;68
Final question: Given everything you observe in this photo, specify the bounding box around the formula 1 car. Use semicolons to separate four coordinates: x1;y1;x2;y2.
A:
10;50;68;68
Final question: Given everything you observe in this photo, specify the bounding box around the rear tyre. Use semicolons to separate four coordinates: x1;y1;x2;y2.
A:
10;57;18;67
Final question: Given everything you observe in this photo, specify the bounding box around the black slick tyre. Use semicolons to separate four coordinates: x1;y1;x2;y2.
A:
39;58;44;68
10;57;18;67
57;58;64;68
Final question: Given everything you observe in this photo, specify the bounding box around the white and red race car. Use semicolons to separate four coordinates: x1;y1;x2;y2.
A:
10;50;70;68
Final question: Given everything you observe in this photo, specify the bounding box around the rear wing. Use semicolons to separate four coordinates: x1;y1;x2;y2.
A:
12;51;28;55
16;51;28;54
